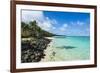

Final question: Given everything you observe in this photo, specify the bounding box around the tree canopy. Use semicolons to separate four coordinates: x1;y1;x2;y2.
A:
21;20;55;38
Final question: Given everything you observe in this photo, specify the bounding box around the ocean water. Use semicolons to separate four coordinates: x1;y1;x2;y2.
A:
45;36;90;61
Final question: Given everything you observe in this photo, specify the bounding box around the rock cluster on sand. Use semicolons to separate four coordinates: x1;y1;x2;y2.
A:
21;38;51;63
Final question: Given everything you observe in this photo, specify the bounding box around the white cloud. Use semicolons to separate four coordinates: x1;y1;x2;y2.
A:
52;27;56;30
63;24;68;28
38;20;53;31
51;19;58;24
59;24;68;32
60;27;66;32
77;21;84;26
22;10;44;22
70;21;84;26
22;10;57;31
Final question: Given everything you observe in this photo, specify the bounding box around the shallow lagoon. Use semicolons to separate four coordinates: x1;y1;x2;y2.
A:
42;36;90;62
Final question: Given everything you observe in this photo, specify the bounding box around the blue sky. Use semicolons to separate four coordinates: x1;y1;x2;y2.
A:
22;10;90;36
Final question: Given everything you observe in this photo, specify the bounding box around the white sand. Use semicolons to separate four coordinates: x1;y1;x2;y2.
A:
44;37;54;40
22;38;33;41
41;38;55;62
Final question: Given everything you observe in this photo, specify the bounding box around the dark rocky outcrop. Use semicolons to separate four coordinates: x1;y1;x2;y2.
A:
21;20;54;63
21;38;51;63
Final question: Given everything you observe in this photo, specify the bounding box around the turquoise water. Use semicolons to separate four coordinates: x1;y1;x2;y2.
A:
48;36;90;61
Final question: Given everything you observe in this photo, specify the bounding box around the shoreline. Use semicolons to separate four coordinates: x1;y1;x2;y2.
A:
21;37;52;63
21;36;90;63
41;37;56;62
44;37;54;40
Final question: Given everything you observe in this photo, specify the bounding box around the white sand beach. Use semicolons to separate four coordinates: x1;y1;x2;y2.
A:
44;37;54;40
41;37;56;62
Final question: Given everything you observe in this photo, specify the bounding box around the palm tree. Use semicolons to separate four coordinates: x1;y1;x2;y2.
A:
29;21;38;37
21;22;30;38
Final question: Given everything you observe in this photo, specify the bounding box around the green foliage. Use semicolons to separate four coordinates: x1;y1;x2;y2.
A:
21;20;55;38
21;22;31;38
